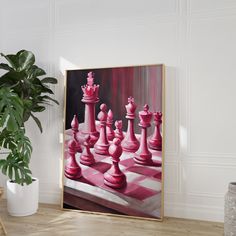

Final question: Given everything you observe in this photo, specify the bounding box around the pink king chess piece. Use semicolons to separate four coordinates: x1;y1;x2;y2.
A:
71;115;82;153
94;104;110;155
104;138;127;189
106;109;115;141
148;111;162;151
134;104;153;166
121;97;140;152
80;135;95;166
114;120;124;141
65;139;82;180
80;72;100;147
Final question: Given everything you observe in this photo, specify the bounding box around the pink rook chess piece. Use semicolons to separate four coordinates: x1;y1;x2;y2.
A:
121;97;140;152
94;104;110;155
104;138;126;189
106;109;115;141
134;104;153;165
148;112;162;151
80;135;95;166
114;120;124;141
71;115;82;153
65;139;82;179
81;72;100;146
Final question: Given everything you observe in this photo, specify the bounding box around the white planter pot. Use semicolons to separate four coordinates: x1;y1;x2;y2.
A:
7;178;39;216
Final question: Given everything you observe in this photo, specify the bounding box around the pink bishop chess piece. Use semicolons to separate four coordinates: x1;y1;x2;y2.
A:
121;97;140;152
80;135;95;166
134;104;153;166
81;72;100;147
104;138;127;189
71;115;82;153
65;139;82;180
106;109;115;141
148;112;162;151
94;104;110;155
114;120;124;141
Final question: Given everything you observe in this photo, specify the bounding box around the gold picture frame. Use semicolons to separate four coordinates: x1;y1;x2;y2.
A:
61;64;165;221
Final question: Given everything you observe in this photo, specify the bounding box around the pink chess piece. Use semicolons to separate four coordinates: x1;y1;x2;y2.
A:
80;72;100;146
80;135;95;166
148;112;162;151
65;139;82;179
104;138;126;189
121;97;140;152
114;120;124;141
134;104;153;165
94;104;110;155
71;115;82;153
106;109;115;141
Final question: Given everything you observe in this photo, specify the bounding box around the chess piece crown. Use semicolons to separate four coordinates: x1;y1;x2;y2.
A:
81;72;99;100
139;104;153;127
125;97;136;119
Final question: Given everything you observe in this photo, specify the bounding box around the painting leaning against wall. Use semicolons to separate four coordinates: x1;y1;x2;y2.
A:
62;64;165;221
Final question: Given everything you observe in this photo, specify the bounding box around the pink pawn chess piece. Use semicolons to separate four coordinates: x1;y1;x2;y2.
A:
114;120;124;141
148;112;162;151
104;138;126;189
80;72;100;147
80;135;95;166
106;109;115;141
121;97;140;152
71;115;82;153
134;104;153;166
94;104;110;155
65;139;82;180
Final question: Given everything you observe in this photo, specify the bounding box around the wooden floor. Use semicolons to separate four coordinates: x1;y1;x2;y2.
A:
0;201;223;236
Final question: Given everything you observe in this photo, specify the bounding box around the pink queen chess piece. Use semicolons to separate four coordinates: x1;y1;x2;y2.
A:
104;138;127;189
65;139;82;180
148;111;162;151
121;97;140;152
134;104;153;166
80;72;100;147
94;104;110;155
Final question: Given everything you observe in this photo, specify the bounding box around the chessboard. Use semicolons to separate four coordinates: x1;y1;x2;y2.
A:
63;129;162;219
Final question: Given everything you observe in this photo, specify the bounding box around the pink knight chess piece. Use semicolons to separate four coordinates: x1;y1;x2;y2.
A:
71;115;82;153
148;111;162;151
80;72;100;147
104;138;126;189
106;109;115;141
114;120;124;141
134;104;154;166
94;104;110;155
65;139;82;180
121;97;140;152
80;135;95;166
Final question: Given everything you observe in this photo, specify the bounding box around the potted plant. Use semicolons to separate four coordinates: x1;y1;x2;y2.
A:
0;50;58;216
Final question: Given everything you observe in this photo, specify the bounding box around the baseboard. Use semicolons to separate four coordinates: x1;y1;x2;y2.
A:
164;202;224;222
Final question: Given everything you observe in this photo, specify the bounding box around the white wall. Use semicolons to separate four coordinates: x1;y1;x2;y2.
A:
1;0;236;222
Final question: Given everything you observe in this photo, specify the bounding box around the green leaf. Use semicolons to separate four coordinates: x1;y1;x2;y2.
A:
27;65;46;77
41;95;59;105
41;77;58;84
0;63;13;71
17;50;35;71
32;106;45;112
30;113;43;133
0;53;19;70
0;88;23;131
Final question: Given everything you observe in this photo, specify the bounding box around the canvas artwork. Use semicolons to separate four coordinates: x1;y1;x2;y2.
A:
62;64;165;220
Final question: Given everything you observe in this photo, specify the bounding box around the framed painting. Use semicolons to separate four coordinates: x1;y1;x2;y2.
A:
62;64;165;221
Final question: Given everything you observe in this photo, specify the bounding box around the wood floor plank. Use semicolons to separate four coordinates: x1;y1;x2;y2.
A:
0;201;223;236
